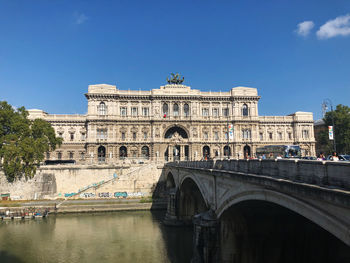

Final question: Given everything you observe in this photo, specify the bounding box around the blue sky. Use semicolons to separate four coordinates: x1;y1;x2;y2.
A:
0;0;350;120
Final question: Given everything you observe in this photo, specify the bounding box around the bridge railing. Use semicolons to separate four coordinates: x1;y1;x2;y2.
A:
170;159;350;190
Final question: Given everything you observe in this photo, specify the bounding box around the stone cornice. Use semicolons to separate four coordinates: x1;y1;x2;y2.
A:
48;120;86;124
85;93;260;102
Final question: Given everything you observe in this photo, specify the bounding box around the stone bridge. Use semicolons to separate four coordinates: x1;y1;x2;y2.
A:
163;159;350;263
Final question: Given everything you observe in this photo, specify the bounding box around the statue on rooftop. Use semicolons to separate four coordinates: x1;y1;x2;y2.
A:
167;73;184;84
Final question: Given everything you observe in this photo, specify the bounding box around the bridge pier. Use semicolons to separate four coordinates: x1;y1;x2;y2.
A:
192;210;220;263
163;188;181;225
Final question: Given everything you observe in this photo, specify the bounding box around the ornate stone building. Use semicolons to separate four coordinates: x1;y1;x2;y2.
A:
28;82;316;164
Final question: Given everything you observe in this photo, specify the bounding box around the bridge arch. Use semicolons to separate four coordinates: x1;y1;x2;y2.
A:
177;176;209;224
216;189;350;247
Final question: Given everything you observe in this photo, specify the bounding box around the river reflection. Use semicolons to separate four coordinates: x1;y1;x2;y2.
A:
0;211;193;263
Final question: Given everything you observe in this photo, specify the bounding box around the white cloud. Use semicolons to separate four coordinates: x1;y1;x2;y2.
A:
317;14;350;39
296;21;315;36
74;13;88;25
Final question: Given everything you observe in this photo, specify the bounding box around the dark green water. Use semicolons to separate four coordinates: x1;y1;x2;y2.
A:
0;211;193;263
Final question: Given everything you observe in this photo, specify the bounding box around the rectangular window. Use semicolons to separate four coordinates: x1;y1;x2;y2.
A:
142;107;149;116
214;131;219;140
225;132;228;140
121;132;126;141
80;152;85;160
259;133;263;141
242;129;251;139
70;134;74;141
120;107;127;116
57;152;62;160
144;132;148;139
132;107;138;116
133;132;137;140
212;108;219;117
202;108;209;116
69;152;74;159
288;132;292;140
46;152;50;159
223;108;229;117
81;133;86;141
97;129;107;139
302;130;309;139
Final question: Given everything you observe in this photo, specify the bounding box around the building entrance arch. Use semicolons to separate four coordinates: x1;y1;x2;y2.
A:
164;125;189;161
164;126;188;139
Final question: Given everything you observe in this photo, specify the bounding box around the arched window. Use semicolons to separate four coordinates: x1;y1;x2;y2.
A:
98;146;106;162
141;146;150;159
242;104;248;116
224;146;231;157
203;146;210;160
184;103;190;117
98;102;107;115
163;103;168;117
173;103;179;116
244;145;251;158
119;146;127;159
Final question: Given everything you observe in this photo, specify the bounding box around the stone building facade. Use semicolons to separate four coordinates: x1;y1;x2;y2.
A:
28;83;316;164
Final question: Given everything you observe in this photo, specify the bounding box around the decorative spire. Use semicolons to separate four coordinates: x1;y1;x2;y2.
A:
166;73;184;84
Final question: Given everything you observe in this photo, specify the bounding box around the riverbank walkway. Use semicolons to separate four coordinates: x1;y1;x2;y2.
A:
0;198;166;216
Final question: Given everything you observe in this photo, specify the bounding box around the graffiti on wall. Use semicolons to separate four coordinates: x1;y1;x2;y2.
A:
61;191;146;199
98;192;111;198
114;192;127;198
64;193;77;197
127;192;145;197
80;192;95;198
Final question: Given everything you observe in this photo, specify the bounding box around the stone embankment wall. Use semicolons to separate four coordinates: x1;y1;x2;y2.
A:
0;162;166;200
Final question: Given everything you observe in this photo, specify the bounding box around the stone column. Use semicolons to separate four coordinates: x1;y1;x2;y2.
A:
192;210;220;263
169;144;173;162
180;145;185;161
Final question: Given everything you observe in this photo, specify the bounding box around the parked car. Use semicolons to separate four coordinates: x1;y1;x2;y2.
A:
339;155;350;161
326;155;350;161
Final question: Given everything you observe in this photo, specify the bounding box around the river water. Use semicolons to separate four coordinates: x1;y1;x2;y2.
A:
0;211;193;263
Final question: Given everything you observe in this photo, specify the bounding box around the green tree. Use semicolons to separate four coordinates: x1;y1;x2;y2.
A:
320;104;350;154
0;101;62;182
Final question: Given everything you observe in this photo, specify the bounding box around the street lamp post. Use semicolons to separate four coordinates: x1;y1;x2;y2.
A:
226;102;230;159
322;99;336;152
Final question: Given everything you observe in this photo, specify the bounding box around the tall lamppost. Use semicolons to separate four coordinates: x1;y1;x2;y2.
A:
226;102;230;159
322;99;336;152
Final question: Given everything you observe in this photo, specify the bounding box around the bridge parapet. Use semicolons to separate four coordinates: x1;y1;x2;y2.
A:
169;159;350;190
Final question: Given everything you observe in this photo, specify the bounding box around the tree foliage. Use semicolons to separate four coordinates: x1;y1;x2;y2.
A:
320;104;350;154
0;101;62;182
